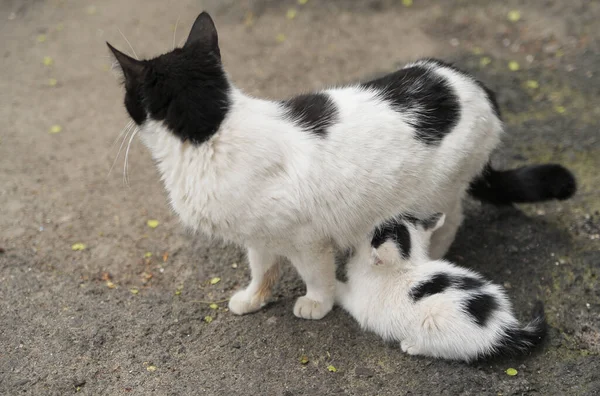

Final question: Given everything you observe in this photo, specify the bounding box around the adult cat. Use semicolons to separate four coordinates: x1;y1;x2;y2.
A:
108;12;575;320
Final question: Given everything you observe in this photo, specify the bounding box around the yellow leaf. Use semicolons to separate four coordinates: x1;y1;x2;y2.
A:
505;368;518;376
525;80;539;89
298;0;308;4
300;355;309;364
210;277;221;285
130;288;139;295
146;365;157;372
48;78;58;87
508;61;520;71
480;57;491;67
175;289;181;295
146;219;159;228
472;47;483;55
71;243;86;251
327;365;337;372
37;34;47;43
204;315;213;323
49;125;62;134
43;56;53;66
286;9;297;19
209;303;219;310
507;10;521;22
402;0;413;6
144;252;153;258
276;33;286;43
106;281;116;289
554;105;566;114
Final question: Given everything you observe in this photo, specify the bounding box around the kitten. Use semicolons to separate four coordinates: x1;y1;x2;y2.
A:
336;213;547;362
108;12;576;320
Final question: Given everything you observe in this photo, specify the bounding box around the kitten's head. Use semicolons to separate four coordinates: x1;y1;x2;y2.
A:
108;12;230;144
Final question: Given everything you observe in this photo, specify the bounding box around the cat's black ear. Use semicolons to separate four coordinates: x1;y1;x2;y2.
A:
184;12;220;59
107;42;145;82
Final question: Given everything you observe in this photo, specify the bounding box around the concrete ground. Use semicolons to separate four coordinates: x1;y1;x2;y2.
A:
1;0;599;394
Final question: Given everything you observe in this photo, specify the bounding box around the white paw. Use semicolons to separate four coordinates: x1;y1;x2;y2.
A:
401;340;420;355
228;289;263;315
293;296;333;320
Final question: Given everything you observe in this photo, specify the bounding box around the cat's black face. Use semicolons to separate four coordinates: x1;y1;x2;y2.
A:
108;12;230;144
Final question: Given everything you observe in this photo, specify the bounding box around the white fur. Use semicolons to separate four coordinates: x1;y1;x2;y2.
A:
336;215;522;362
137;60;503;319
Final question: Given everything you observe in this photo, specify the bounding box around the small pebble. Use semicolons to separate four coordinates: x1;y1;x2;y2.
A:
449;38;460;47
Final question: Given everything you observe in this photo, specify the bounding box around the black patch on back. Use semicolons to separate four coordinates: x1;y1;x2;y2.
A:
282;93;338;138
372;220;411;259
410;273;452;301
455;276;486;290
464;293;498;326
362;63;460;145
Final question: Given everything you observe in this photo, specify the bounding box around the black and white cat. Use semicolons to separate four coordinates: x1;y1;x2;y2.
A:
108;12;576;320
336;213;546;362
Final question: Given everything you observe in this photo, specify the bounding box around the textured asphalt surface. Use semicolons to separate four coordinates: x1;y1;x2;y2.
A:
1;0;599;395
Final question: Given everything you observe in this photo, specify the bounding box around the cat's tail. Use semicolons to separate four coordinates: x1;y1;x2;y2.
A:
493;301;547;357
468;164;577;205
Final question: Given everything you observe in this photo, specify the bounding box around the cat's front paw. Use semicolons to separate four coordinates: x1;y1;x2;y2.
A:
228;289;264;315
400;340;421;356
293;296;333;320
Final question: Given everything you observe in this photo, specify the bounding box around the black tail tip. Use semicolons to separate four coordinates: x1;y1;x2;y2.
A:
540;164;577;201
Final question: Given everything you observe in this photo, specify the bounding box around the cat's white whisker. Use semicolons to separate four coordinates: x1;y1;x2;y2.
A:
123;127;139;186
118;27;139;60
172;16;180;50
108;124;134;177
110;120;133;151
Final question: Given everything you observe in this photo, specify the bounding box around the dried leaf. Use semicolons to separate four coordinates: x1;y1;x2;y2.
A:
402;0;413;6
276;33;286;43
286;9;297;19
37;34;47;43
327;365;337;372
130;288;139;295
204;315;213;323
146;365;157;372
209;303;219;310
50;125;62;134
554;105;566;114
210;277;221;285
43;56;53;66
526;80;539;89
162;252;169;262
480;57;491;67
508;61;520;71
507;10;521;22
48;78;58;87
506;368;518;376
101;272;111;281
106;281;116;289
71;243;86;251
144;252;152;258
300;355;309;364
146;219;159;229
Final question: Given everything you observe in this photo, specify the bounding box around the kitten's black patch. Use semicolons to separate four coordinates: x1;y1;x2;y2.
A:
108;12;230;145
410;273;452;301
362;63;460;145
282;93;338;138
419;58;501;118
455;276;485;290
464;293;498;326
372;220;411;259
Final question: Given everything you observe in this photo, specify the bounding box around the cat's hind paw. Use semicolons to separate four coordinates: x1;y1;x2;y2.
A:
228;289;264;315
401;340;421;356
293;296;333;320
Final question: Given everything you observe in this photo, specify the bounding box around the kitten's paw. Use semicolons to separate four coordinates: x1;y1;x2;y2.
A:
401;340;421;356
293;296;333;320
228;290;263;315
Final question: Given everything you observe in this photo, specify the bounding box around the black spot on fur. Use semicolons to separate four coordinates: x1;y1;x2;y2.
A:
108;12;230;145
469;163;577;205
455;276;486;290
372;220;411;259
282;93;338;138
410;273;452;301
362;64;460;145
464;293;498;326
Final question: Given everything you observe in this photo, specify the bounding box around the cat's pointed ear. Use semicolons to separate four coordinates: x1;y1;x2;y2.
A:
184;12;220;59
107;42;145;82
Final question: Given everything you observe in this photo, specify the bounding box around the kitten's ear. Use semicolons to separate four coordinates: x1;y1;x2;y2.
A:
184;12;220;58
107;42;145;82
422;213;446;232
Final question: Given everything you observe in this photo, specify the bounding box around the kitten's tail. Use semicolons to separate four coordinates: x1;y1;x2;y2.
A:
468;164;577;205
493;301;547;357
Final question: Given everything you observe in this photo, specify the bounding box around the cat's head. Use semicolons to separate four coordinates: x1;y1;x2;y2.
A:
108;12;230;144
